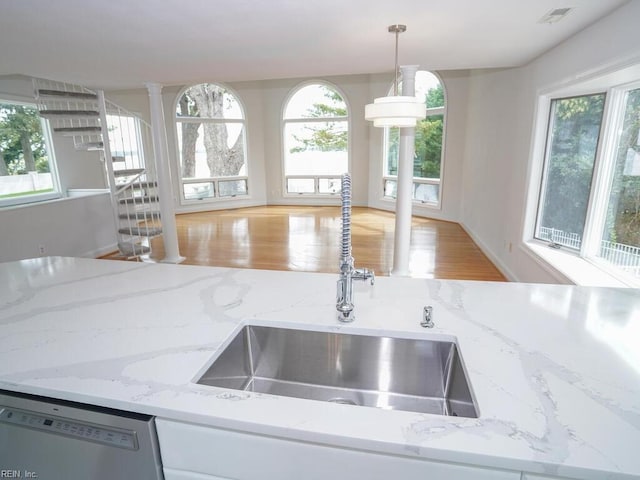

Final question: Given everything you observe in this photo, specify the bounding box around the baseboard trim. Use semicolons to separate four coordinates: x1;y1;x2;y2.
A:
459;222;518;282
85;243;119;259
176;199;265;214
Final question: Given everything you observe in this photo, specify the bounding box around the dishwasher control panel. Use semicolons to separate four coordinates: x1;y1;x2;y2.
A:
0;407;138;450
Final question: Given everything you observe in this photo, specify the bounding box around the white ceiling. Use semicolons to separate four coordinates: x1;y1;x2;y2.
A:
0;0;629;90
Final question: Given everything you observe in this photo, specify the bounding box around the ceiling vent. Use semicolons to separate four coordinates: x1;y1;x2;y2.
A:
538;7;573;24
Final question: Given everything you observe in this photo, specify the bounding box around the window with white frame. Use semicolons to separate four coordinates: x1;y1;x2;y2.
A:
533;81;640;283
175;83;248;202
383;70;445;206
283;83;348;195
0;100;59;207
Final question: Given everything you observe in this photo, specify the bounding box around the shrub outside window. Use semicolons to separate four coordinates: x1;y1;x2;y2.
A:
175;84;248;202
0;101;59;207
283;83;348;195
384;71;445;206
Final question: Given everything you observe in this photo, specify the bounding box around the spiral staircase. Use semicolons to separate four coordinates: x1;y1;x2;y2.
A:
33;78;163;260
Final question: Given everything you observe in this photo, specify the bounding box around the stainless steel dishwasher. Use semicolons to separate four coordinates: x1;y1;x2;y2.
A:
0;390;164;479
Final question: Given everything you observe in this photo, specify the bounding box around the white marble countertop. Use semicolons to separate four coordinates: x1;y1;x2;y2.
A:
0;257;639;479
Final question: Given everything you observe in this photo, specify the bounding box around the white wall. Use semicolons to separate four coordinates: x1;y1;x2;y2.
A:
460;1;640;283
0;192;116;262
54;135;105;192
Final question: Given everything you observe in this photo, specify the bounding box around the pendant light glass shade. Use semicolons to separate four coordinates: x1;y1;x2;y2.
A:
365;25;426;128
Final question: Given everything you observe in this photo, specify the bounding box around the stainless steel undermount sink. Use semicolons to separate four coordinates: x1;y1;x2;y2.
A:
196;325;478;418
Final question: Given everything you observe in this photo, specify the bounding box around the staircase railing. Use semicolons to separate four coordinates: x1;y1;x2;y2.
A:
33;78;163;260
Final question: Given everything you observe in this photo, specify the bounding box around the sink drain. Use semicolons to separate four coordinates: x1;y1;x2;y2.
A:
327;397;358;406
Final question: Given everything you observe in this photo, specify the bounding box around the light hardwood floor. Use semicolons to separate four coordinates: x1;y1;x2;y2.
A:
113;206;505;281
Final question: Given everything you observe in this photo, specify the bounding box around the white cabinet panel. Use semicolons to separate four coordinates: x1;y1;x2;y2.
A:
156;418;520;480
164;467;231;480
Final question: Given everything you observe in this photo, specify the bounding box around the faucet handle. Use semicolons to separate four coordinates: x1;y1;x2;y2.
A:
367;269;375;285
353;268;375;285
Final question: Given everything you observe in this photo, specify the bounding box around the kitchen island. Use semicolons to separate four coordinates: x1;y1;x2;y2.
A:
0;256;638;479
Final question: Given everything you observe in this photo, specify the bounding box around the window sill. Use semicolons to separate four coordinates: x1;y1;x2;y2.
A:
523;241;638;288
380;196;441;209
0;191;111;212
283;193;341;198
0;192;62;208
180;194;250;205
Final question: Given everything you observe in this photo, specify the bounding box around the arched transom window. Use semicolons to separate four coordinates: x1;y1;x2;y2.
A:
384;71;446;206
283;83;349;195
175;83;247;202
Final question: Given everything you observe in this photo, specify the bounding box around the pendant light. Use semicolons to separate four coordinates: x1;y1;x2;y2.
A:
365;25;426;128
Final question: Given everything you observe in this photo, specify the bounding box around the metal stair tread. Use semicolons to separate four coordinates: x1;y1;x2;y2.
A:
37;89;98;100
117;242;151;257
118;211;161;220
130;181;158;189
114;168;145;177
39;110;100;117
115;172;144;188
118;226;163;237
119;195;160;204
53;126;102;134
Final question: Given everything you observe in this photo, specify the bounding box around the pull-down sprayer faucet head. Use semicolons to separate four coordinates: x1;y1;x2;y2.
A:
336;173;374;323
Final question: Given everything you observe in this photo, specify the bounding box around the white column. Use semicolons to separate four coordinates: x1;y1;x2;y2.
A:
146;83;185;264
392;65;419;276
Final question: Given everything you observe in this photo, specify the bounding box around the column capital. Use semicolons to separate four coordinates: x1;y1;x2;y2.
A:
145;83;163;96
399;65;420;97
399;65;420;75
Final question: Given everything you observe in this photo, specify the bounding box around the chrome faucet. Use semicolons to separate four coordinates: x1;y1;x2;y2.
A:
336;173;374;322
